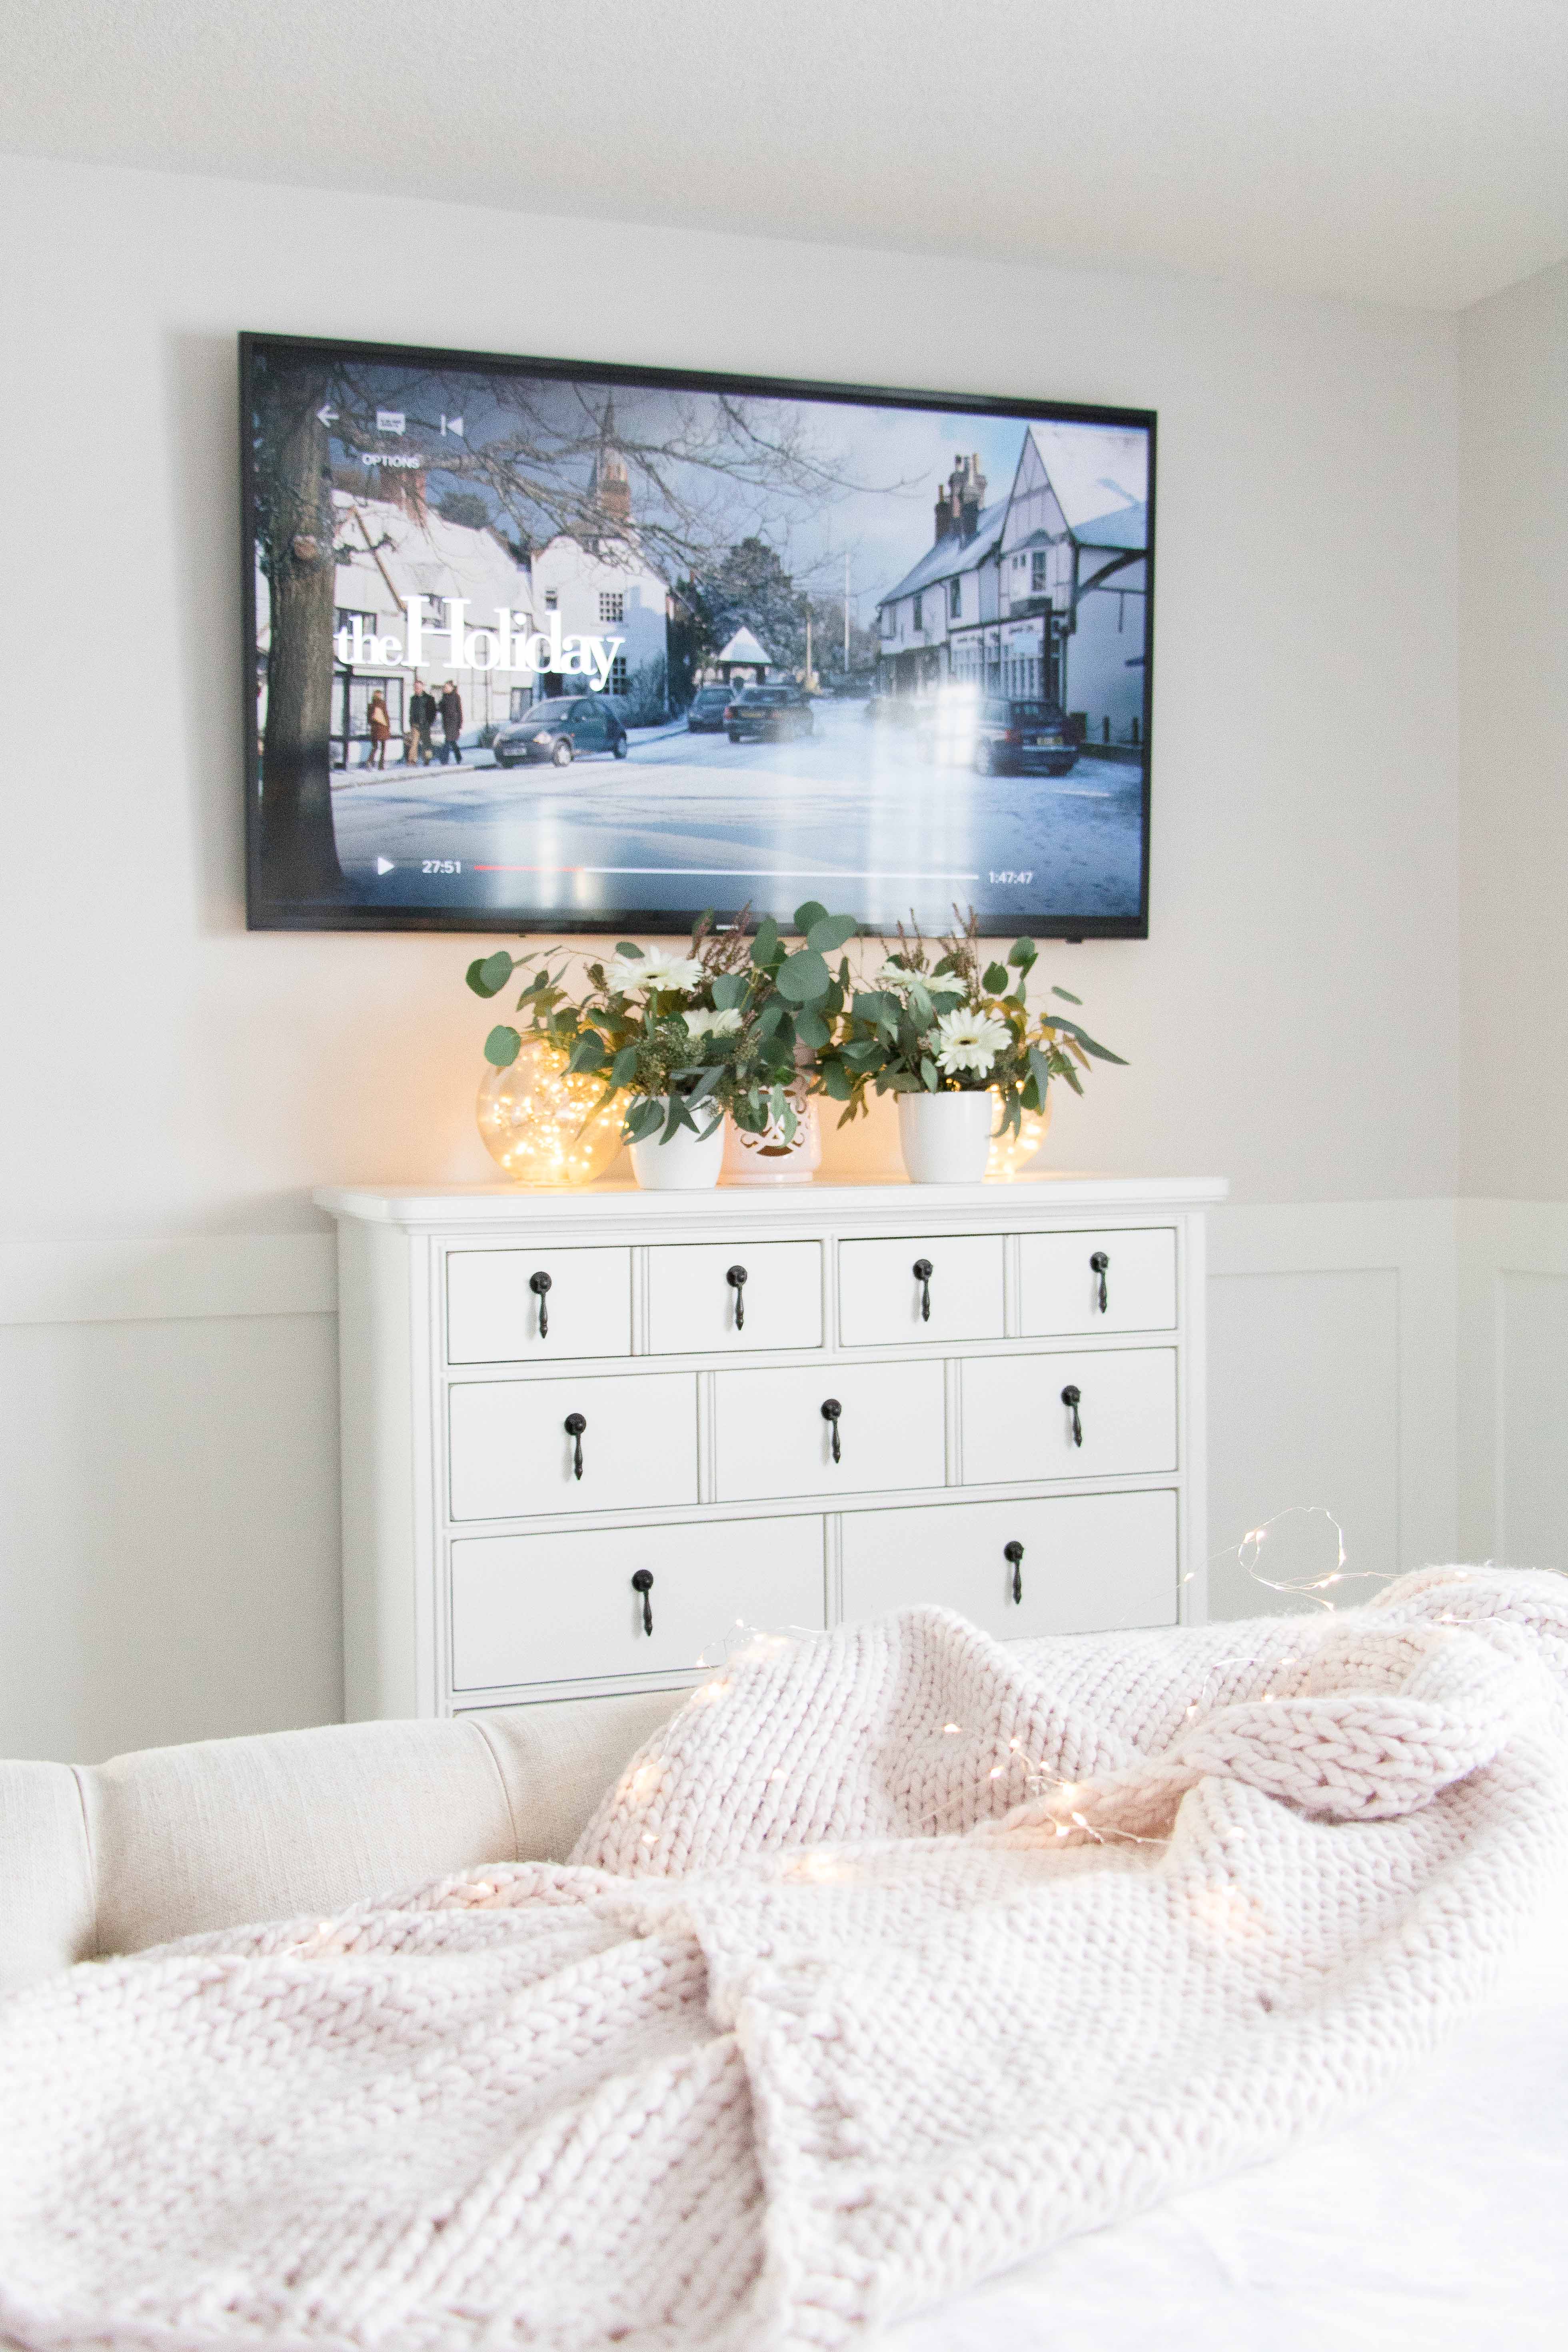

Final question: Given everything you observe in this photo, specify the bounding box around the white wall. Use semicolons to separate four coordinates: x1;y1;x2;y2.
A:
1458;257;1568;1201
0;152;1469;1759
1451;256;1568;1580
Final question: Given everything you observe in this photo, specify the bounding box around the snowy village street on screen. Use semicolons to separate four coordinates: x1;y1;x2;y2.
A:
250;347;1150;931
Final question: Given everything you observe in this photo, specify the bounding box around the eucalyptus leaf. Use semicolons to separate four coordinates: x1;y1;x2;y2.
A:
614;942;642;961
609;1045;639;1089
483;1024;522;1068
1051;985;1083;1004
1053;1018;1128;1064
819;1063;853;1100
624;1097;664;1142
806;914;857;955
795;1007;831;1050
982;961;1009;994
920;1057;939;1092
776;947;831;1003
1008;938;1039;969
792;899;829;936
567;1033;606;1073
467;950;514;999
851;990;900;1028
711;971;748;1012
751;916;780;969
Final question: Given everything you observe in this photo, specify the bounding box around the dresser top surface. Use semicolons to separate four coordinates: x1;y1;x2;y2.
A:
316;1173;1228;1230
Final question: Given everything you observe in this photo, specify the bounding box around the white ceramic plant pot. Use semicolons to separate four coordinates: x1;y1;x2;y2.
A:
898;1089;995;1184
628;1102;726;1190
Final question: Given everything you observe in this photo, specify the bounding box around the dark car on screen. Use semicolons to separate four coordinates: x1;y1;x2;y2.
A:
973;697;1078;777
686;685;733;732
726;685;815;743
491;696;629;768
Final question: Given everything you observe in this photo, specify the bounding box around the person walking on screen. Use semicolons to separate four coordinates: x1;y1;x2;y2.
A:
439;681;463;764
366;689;391;769
407;681;436;765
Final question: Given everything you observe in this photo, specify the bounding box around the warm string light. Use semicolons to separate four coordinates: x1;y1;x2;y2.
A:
985;1089;1052;1179
585;1517;1471;1882
476;1040;623;1187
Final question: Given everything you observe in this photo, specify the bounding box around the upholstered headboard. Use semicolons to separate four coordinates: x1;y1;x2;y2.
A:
0;1691;677;1993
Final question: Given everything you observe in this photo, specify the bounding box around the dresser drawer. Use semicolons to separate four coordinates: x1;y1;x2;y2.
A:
838;1234;1005;1347
1019;1227;1176;1337
647;1241;823;1354
447;1371;697;1521
450;1516;826;1691
841;1489;1178;1638
713;1360;947;1502
961;1348;1177;1485
447;1247;632;1365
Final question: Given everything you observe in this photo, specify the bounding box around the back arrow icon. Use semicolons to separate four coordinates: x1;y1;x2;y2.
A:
317;403;339;427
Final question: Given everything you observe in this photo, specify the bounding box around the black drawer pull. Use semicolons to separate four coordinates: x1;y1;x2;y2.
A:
1004;1538;1025;1605
631;1568;654;1635
1090;1251;1109;1315
913;1258;933;1322
726;1264;748;1330
529;1269;552;1338
821;1397;842;1465
1061;1385;1083;1448
564;1411;587;1479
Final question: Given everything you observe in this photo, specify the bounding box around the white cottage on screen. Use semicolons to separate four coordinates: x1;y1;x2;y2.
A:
873;424;1148;747
526;410;675;717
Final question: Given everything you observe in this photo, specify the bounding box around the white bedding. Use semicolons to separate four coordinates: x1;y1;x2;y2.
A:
2;1575;1564;2350
897;1852;1568;2352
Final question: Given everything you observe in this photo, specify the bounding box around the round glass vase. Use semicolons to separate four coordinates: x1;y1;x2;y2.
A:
897;1089;995;1184
628;1099;726;1190
476;1040;623;1188
986;1085;1053;1179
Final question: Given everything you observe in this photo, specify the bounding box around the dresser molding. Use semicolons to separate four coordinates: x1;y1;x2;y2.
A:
318;1173;1226;1721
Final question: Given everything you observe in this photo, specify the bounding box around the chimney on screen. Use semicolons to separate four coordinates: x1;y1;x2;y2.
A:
933;453;987;545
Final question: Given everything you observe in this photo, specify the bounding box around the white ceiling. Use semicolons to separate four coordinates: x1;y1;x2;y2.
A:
4;0;1566;312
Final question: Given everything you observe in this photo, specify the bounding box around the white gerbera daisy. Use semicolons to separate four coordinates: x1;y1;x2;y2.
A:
607;949;707;997
928;1008;1009;1077
681;1006;743;1042
875;961;918;992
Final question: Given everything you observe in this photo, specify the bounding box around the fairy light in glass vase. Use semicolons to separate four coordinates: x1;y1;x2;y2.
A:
986;1087;1052;1179
476;1039;623;1188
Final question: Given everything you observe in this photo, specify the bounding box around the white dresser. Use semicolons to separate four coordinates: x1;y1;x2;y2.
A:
317;1176;1226;1721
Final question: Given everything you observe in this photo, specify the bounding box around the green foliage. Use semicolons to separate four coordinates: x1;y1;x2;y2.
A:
483;1024;522;1068
466;899;1120;1157
463;903;853;1150
467;950;515;999
809;908;1125;1133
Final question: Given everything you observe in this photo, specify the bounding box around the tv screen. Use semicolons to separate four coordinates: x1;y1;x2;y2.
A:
243;332;1154;937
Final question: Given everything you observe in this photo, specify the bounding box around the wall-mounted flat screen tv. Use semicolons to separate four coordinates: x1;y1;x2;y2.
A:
243;332;1154;936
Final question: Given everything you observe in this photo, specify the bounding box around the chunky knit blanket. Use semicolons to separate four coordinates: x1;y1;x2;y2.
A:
2;1565;1566;2352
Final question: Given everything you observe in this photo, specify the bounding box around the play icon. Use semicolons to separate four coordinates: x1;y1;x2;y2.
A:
376;857;396;875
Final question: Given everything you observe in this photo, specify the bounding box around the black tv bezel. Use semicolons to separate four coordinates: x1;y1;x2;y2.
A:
240;329;1155;939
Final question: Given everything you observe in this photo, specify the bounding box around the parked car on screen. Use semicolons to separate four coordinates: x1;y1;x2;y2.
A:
973;697;1079;777
491;697;629;768
685;685;733;732
726;685;815;743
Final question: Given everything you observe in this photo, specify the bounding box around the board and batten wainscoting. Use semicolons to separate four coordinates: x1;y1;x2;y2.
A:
7;1197;1566;1762
316;1178;1225;1719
